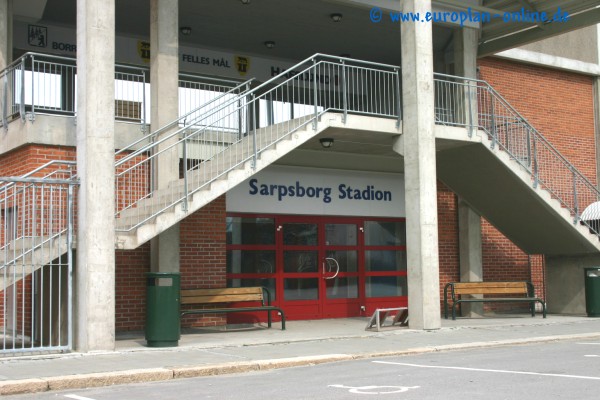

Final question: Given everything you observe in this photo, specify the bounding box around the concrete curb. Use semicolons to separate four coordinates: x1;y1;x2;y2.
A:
2;333;600;396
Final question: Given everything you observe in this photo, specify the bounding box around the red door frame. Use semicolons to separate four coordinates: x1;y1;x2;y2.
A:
226;213;407;321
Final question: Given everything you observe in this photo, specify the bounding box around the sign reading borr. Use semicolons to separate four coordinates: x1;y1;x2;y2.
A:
52;42;77;53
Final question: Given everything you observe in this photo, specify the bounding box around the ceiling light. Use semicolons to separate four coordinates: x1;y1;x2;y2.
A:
264;41;275;49
330;13;343;22
180;26;192;36
240;0;251;4
319;138;334;149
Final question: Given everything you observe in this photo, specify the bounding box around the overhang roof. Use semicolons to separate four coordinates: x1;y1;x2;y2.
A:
437;0;600;56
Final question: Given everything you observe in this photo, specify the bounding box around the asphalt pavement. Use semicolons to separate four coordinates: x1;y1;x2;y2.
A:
1;314;600;396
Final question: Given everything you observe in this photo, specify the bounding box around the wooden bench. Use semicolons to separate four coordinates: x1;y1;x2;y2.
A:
444;281;546;320
180;287;286;330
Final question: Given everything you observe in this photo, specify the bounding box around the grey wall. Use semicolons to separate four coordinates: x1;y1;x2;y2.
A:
546;254;600;314
520;25;599;64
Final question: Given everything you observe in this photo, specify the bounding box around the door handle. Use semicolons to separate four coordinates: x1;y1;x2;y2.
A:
323;257;340;280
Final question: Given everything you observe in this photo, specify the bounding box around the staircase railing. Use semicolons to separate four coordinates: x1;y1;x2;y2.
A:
434;73;600;236
114;54;401;231
1;160;78;267
114;77;255;220
1;161;78;353
0;52;248;130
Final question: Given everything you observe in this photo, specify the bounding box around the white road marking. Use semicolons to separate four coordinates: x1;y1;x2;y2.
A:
64;395;97;400
584;355;600;357
329;384;420;395
373;361;600;381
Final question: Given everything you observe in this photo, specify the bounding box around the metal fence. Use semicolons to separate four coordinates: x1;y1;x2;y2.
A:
0;53;147;127
434;73;600;236
114;54;401;231
0;161;77;354
0;53;251;131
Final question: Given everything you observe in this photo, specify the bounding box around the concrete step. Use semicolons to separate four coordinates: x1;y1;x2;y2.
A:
1;234;69;288
115;113;337;249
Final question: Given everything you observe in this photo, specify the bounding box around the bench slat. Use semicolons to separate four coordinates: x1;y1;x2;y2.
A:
454;287;528;295
181;293;263;304
182;287;263;296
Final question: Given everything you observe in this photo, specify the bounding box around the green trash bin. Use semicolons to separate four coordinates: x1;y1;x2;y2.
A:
585;268;600;317
145;272;180;347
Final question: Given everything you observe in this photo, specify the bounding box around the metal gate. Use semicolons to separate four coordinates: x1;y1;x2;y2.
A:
1;161;77;355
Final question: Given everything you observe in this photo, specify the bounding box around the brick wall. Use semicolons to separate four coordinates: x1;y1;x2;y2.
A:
180;195;227;328
437;181;460;301
478;57;596;184
115;244;150;331
113;195;228;331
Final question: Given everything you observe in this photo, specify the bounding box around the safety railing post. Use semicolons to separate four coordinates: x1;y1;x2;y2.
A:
395;68;402;128
182;128;189;212
30;55;35;119
19;57;26;120
490;90;496;150
141;69;147;133
2;72;7;130
251;93;257;168
312;59;318;131
572;166;579;224
467;80;473;138
532;134;539;189
526;126;532;168
341;60;347;124
67;181;74;351
237;97;243;140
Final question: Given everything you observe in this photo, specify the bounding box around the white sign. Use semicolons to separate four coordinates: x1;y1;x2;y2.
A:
227;166;405;217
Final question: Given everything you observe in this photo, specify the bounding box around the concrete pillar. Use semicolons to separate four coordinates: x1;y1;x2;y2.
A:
0;0;12;70
454;28;483;317
150;0;180;273
395;0;440;330
76;0;116;352
453;27;479;128
458;198;483;316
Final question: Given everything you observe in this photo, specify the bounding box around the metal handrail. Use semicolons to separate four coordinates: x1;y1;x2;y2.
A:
0;52;250;130
115;77;255;160
433;73;600;234
114;53;401;231
0;160;78;264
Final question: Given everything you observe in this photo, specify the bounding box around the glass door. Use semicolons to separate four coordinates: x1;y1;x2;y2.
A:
226;214;407;321
321;222;360;317
278;217;362;319
279;218;321;319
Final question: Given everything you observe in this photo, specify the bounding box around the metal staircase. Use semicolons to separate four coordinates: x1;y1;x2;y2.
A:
114;54;401;248
433;73;600;253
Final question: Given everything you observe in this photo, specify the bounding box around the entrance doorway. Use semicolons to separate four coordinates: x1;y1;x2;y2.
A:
226;215;407;321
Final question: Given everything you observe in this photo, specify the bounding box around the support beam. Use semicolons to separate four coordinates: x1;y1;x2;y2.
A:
76;0;115;352
454;27;482;317
395;0;440;330
458;198;483;316
150;0;180;273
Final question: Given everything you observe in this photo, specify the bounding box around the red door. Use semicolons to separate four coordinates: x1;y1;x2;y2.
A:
277;217;361;319
226;214;407;322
